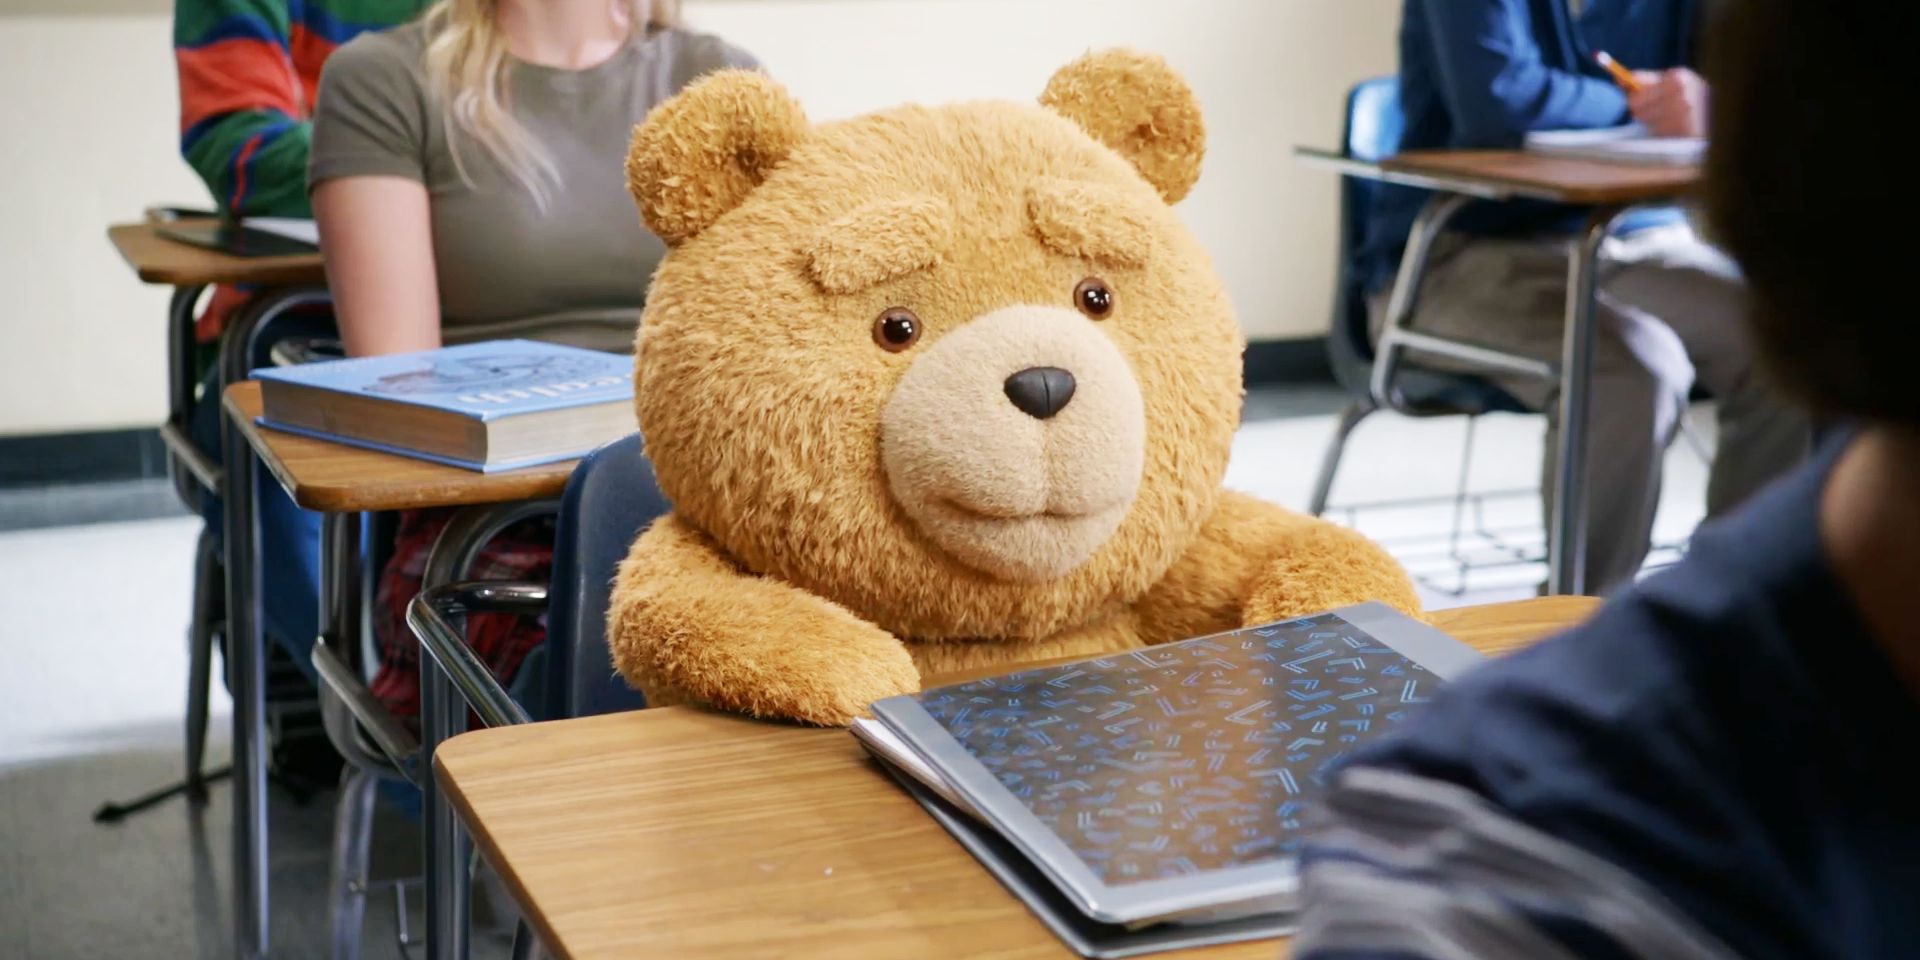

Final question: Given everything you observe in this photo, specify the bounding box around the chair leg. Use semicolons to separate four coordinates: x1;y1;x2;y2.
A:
1447;415;1479;560
185;525;223;804
1308;401;1374;517
328;767;380;960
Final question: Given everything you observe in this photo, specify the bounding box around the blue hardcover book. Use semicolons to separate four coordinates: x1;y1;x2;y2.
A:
253;340;636;472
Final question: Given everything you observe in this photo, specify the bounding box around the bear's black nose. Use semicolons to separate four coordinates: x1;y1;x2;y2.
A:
1004;366;1076;420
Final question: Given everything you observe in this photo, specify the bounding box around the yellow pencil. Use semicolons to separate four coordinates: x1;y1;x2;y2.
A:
1595;51;1643;94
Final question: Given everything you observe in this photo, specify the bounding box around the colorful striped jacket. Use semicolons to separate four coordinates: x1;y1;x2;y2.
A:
175;0;428;218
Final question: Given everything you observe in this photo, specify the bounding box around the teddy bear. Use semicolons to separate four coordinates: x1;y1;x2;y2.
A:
607;49;1421;726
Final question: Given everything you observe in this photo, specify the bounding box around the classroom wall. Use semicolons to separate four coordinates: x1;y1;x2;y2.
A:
0;10;208;437
0;0;1400;437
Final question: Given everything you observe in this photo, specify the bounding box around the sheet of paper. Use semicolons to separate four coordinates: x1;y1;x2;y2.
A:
242;217;320;245
1524;124;1703;166
1524;122;1650;147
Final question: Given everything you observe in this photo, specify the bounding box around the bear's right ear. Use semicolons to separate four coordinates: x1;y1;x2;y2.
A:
626;70;809;246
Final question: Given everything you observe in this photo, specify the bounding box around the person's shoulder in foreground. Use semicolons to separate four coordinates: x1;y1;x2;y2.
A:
1292;431;1920;960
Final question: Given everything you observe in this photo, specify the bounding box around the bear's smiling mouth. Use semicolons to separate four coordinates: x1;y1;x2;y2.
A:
932;496;1125;523
907;494;1137;582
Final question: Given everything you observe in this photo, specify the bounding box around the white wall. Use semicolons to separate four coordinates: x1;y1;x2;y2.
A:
0;11;207;436
0;0;1399;437
691;0;1402;339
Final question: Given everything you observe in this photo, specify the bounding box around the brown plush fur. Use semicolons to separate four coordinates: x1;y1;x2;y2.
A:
610;50;1420;726
807;195;954;295
1028;178;1158;268
625;70;809;246
1039;50;1207;205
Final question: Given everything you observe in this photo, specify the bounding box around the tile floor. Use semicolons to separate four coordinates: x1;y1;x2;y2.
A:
0;391;1713;958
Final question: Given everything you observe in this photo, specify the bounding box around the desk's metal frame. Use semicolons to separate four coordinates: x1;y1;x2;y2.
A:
213;285;332;960
1296;148;1654;595
413;502;555;960
148;269;554;958
227;412;558;960
309;498;555;960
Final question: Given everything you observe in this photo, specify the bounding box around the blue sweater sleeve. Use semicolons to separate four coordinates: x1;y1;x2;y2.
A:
1420;0;1631;146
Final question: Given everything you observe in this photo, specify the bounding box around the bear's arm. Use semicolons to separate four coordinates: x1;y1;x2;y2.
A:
606;514;921;726
1132;491;1421;642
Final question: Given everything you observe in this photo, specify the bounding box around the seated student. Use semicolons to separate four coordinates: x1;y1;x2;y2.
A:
1370;0;1810;593
309;0;755;720
178;0;426;702
177;0;429;349
1294;2;1920;956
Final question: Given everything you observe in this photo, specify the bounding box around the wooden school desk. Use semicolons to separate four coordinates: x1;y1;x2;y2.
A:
435;595;1600;960
109;220;327;960
107;220;327;494
225;381;577;960
1292;148;1700;597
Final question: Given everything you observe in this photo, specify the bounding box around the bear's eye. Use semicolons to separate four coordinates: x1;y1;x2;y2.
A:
872;308;922;352
1074;277;1114;319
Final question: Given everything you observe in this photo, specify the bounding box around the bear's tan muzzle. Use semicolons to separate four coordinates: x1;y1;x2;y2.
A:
879;305;1146;581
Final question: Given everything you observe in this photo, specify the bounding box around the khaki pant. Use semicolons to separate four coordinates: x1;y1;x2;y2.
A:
1371;224;1811;593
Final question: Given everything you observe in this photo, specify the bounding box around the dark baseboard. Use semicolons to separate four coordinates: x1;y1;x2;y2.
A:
0;427;170;489
1244;336;1333;387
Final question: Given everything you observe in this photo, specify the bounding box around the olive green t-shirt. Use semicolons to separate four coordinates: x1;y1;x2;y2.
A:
309;21;756;352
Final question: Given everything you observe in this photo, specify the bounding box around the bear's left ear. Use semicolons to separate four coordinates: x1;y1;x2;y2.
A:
1040;49;1205;205
627;70;810;246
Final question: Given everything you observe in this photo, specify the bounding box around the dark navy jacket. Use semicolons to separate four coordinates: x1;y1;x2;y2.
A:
1296;436;1920;960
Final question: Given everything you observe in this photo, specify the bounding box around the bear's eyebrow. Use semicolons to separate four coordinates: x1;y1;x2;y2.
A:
1026;177;1158;269
805;195;954;294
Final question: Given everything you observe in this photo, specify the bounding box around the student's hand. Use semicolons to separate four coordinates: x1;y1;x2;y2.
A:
1628;68;1710;138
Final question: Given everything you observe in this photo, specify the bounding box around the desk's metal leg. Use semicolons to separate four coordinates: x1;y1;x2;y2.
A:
219;402;267;960
186;524;221;803
318;511;376;960
1308;400;1372;517
422;635;470;960
218;285;333;960
419;502;558;960
1369;192;1472;408
1547;208;1628;596
171;283;219;805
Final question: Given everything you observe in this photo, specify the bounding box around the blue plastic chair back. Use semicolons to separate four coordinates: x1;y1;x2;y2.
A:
1327;76;1405;396
1346;77;1406;163
539;433;669;720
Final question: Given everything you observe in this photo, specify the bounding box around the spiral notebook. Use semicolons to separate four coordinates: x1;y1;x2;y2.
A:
854;601;1485;957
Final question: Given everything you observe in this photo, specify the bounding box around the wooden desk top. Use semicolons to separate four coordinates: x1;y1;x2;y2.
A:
223;381;577;513
108;220;326;288
437;596;1601;960
1295;146;1698;206
1381;150;1697;205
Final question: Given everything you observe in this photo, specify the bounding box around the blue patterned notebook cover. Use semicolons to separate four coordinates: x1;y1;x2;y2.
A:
251;340;631;422
911;612;1442;886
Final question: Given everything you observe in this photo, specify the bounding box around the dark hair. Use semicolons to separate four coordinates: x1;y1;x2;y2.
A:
1702;0;1920;423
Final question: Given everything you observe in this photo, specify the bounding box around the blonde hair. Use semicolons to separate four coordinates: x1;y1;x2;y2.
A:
421;0;681;204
